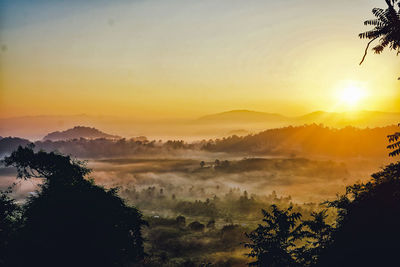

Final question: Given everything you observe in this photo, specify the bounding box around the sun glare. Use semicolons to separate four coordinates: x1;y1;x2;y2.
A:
338;85;366;107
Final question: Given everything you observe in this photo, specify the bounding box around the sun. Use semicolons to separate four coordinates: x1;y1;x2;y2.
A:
338;85;366;107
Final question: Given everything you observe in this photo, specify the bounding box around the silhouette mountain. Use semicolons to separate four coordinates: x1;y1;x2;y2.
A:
43;126;120;141
295;110;400;127
2;110;400;140
197;109;400;128
0;137;30;156
203;124;399;157
197;110;289;124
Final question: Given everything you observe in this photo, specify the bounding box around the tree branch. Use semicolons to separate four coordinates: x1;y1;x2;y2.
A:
359;37;378;65
385;0;394;8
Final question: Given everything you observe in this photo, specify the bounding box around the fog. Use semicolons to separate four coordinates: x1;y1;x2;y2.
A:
0;124;395;265
87;155;389;204
1;124;395;204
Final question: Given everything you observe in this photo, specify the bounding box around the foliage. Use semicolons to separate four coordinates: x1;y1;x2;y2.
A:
203;124;395;157
175;199;220;217
1;145;147;267
1;125;397;158
176;215;186;227
318;162;400;266
0;186;22;266
144;216;249;266
359;0;400;65
387;127;400;156
245;162;400;266
244;205;304;267
294;211;333;267
188;221;205;232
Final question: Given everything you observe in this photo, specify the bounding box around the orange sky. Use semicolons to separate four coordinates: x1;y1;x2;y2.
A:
0;0;399;119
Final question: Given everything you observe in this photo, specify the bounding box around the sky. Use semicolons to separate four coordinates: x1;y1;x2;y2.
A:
0;0;399;119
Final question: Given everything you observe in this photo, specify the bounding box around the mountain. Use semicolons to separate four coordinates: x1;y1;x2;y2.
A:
0;137;31;156
203;124;399;158
196;110;290;124
2;110;400;142
197;110;400;128
43;126;120;141
0;114;102;140
295;110;400;127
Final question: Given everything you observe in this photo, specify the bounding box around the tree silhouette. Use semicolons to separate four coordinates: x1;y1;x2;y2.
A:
2;145;147;267
317;162;400;266
245;205;304;266
200;161;205;168
295;210;333;267
359;1;400;155
359;0;400;66
387;127;400;156
188;221;205;232
206;219;216;229
176;215;186;228
215;159;220;167
0;186;21;266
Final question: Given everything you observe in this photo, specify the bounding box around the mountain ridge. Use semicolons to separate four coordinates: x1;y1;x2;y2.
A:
197;109;400;127
2;110;400;140
43;126;120;141
196;110;290;123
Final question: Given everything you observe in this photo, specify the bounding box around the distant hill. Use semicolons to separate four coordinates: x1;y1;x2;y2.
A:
197;110;289;124
0;137;30;156
1;124;397;159
2;110;400;141
197;110;400;128
203;124;399;158
43;126;120;141
226;129;251;136
295;110;400;127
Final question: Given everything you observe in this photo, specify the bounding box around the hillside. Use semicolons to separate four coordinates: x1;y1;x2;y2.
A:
196;110;289;124
2;110;400;141
295;110;400;127
1;125;398;159
43;126;120;141
197;110;400;128
0;137;31;156
202;124;399;158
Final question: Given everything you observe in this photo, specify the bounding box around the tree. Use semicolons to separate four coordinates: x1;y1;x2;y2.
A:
387;127;400;156
221;160;230;168
206;219;216;229
200;161;205;168
2;145;147;267
359;1;400;153
0;186;21;266
359;0;400;66
245;205;304;267
215;159;220;167
244;161;400;267
176;215;186;227
317;162;400;266
188;221;205;232
295;211;333;267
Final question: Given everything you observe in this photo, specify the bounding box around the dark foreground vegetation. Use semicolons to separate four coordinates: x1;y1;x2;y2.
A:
245;162;400;266
0;145;146;267
1;144;400;266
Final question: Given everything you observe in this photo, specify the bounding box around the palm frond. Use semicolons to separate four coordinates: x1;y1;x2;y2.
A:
364;19;385;27
359;1;400;67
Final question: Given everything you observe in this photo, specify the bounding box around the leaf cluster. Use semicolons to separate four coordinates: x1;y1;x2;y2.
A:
359;0;400;64
245;205;332;267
